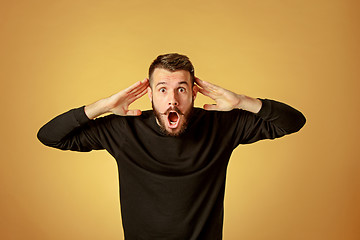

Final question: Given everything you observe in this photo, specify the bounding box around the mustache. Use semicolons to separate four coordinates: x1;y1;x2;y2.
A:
159;106;184;116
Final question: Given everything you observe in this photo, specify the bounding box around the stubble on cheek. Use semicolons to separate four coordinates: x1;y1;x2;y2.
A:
151;101;193;137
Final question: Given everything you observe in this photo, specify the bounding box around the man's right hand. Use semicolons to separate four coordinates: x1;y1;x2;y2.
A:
84;78;149;120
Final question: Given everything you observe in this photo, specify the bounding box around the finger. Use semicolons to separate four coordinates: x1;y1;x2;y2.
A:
126;78;149;94
195;77;207;89
195;78;219;92
128;87;148;103
128;82;149;97
198;86;218;100
138;78;149;88
197;87;212;97
126;109;142;116
203;104;219;111
194;77;202;86
129;81;149;96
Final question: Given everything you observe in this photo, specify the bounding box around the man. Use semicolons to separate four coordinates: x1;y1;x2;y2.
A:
38;53;306;239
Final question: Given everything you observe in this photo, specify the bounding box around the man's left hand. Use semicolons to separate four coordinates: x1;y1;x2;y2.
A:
195;77;262;113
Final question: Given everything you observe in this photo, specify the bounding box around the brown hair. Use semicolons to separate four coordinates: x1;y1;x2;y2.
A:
148;53;195;86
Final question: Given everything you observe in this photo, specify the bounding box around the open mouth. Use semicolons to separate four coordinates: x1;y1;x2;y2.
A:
167;111;180;128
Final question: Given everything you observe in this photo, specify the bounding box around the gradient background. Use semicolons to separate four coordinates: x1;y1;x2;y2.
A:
1;0;359;239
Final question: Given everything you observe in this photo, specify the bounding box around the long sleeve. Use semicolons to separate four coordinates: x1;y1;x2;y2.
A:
231;99;306;147
37;106;106;151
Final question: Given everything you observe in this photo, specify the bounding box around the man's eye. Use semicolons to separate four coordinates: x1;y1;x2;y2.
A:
159;88;166;93
178;88;186;93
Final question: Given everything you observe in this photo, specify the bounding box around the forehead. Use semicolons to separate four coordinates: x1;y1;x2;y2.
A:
151;68;191;87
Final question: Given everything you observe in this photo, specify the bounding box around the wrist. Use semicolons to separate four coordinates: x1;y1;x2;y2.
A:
237;95;262;114
85;98;111;120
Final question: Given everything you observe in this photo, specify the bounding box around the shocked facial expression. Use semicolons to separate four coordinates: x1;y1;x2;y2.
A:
148;68;197;136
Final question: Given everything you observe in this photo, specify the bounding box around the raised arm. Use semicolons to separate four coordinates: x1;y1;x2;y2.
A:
195;78;262;114
195;77;306;143
37;79;149;151
84;78;149;119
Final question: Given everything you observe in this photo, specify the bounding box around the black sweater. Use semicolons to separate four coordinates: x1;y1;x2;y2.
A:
37;99;305;240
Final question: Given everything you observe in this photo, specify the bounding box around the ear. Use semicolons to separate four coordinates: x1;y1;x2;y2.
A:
147;86;153;102
192;85;199;101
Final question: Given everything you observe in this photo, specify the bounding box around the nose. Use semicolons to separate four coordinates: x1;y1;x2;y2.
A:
168;90;178;106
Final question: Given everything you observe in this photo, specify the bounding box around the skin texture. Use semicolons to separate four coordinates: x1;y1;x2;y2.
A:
84;69;262;129
84;78;149;120
148;68;197;136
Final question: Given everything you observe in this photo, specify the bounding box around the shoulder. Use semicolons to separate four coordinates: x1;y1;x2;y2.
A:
189;107;247;128
93;110;154;123
87;110;155;134
191;107;245;119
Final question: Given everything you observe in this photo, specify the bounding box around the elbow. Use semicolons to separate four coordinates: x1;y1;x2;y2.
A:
37;128;48;146
37;127;53;147
289;112;306;134
299;113;306;130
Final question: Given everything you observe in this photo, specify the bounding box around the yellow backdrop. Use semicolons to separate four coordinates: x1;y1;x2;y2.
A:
1;0;359;239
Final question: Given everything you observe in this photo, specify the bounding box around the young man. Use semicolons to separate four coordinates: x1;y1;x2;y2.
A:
38;53;306;239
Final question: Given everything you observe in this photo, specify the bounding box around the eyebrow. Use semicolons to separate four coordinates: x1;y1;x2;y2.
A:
156;81;189;87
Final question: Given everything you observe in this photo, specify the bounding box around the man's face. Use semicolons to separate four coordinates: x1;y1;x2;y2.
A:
148;68;197;136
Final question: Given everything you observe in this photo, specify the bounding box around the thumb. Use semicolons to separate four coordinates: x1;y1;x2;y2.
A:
203;104;219;111
126;109;142;116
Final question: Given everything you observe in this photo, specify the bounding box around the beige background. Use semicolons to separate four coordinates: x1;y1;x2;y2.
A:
1;0;359;239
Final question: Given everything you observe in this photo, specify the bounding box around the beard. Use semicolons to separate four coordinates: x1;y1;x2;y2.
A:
152;101;194;137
